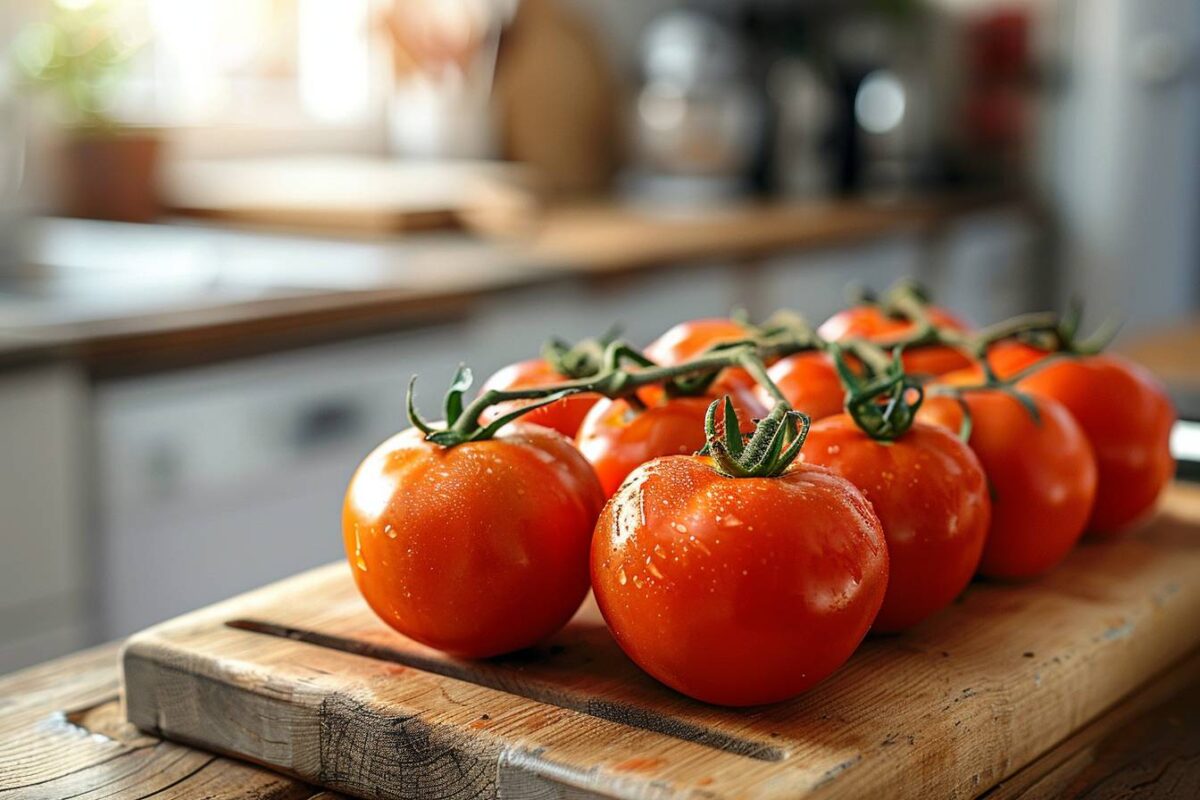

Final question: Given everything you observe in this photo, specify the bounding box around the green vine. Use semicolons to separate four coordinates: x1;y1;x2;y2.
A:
405;280;1117;463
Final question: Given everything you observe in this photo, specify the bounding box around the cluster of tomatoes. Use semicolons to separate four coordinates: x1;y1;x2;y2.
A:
342;290;1175;707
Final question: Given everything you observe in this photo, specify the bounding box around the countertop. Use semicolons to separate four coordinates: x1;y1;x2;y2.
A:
0;193;1028;376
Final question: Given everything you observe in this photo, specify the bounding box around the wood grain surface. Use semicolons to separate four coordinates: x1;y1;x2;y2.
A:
119;483;1200;799
4;647;1197;798
0;643;342;799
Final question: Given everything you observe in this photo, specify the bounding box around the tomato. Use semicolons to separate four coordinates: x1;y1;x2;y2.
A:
985;340;1047;379
644;318;762;410
478;359;599;438
591;455;889;706
803;416;990;631
756;350;846;421
343;423;604;658
645;317;751;364
918;390;1097;579
1012;355;1175;536
576;393;757;497
819;304;973;376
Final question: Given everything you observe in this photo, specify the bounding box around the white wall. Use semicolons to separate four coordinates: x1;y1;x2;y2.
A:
1043;0;1200;336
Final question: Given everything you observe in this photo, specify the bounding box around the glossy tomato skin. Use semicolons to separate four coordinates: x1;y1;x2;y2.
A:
645;318;762;409
343;423;604;658
819;305;973;376
1014;355;1175;536
985;341;1048;379
756;351;846;421
918;391;1098;579
479;359;599;438
803;416;990;631
576;394;756;497
644;317;750;363
592;456;888;706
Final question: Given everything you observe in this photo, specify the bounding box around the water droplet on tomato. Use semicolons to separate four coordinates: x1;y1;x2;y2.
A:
618;567;627;586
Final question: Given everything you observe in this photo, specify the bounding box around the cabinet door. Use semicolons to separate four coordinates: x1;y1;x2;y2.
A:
94;326;469;638
935;210;1040;325
0;365;88;673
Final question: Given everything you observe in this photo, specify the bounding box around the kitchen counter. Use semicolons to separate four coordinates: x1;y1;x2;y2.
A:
0;193;1031;376
1;639;1196;799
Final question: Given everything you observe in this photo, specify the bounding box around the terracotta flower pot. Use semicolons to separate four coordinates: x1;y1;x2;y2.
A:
61;130;161;223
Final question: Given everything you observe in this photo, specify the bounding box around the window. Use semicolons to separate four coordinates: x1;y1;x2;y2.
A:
116;0;379;128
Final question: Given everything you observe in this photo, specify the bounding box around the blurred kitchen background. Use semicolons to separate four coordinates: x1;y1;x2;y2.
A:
0;0;1197;672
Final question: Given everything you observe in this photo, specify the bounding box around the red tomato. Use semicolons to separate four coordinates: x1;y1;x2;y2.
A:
918;391;1097;579
756;350;846;421
803;416;990;631
343;423;604;658
479;358;599;438
819;305;973;376
644;318;762;410
1013;355;1175;536
645;317;751;363
985;340;1048;379
576;393;757;497
591;455;889;706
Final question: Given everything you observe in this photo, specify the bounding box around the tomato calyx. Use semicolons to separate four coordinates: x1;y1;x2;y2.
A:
408;366;582;447
734;307;815;342
832;344;926;442
998;299;1121;360
541;326;622;380
699;396;811;478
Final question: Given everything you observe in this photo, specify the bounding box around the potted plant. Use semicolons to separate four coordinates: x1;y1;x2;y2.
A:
12;0;160;222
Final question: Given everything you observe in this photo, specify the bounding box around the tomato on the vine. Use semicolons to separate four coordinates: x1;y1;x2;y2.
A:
576;391;757;497
645;317;751;364
343;423;603;658
819;304;972;376
984;340;1047;378
645;318;762;410
591;454;888;706
479;359;599;438
918;389;1097;579
803;416;990;631
756;350;846;422
1010;354;1175;536
947;343;1175;535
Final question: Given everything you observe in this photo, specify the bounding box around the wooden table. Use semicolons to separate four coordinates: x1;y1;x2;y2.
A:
1;630;1197;798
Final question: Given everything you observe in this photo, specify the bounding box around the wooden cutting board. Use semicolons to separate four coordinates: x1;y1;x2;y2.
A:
122;483;1200;799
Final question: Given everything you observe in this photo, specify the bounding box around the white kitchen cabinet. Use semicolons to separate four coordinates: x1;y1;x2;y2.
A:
758;234;922;324
0;364;88;674
93;324;470;639
758;211;1040;328
465;263;742;374
934;209;1041;325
